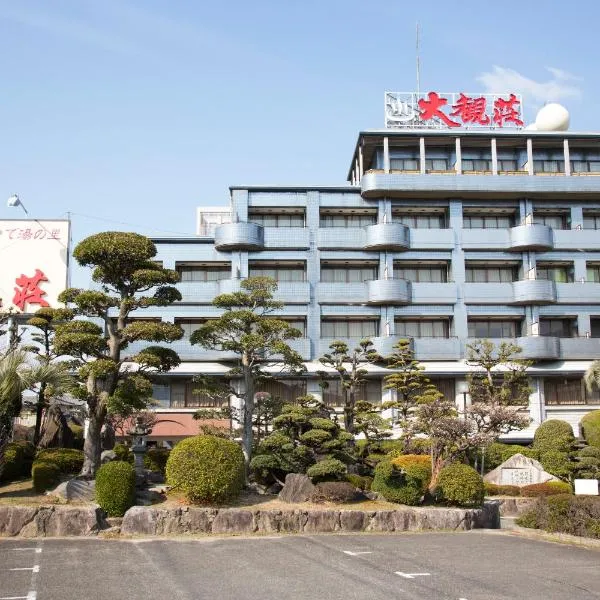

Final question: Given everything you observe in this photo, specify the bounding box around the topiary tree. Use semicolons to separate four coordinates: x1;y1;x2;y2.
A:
383;339;444;450
190;277;305;471
435;463;484;507
317;339;380;435
95;460;136;517
574;446;600;480
54;232;184;477
580;410;600;448
166;435;245;504
371;454;431;505
250;395;353;485
533;419;576;480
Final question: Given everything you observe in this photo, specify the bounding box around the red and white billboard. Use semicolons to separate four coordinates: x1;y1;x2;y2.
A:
0;220;70;313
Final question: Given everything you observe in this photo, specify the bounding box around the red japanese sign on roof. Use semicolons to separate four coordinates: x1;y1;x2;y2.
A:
385;92;524;129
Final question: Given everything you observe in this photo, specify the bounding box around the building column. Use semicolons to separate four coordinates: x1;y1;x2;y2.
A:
578;313;592;338
526;138;534;175
563;139;571;176
306;191;321;362
359;146;364;179
529;377;545;426
306;379;323;403
419;137;426;174
455;137;462;174
383;136;390;173
574;256;587;283
571;205;584;230
491;138;498;175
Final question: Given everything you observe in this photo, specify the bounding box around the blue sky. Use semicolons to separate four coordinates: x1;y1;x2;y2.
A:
0;0;595;262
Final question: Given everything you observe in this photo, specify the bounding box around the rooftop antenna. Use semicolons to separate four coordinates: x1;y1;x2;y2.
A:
416;22;421;97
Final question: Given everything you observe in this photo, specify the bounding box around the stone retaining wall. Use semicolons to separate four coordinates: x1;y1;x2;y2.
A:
0;503;500;537
492;497;537;517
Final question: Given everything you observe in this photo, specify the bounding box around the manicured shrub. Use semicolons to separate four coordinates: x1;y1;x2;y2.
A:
345;474;373;491
538;450;573;480
0;442;35;482
144;448;170;474
520;481;572;497
113;443;133;463
166;435;244;504
484;443;539;471
32;461;61;493
533;420;575;454
306;458;347;482
436;463;484;508
580;410;600;448
516;494;600;538
575;445;600;479
372;455;431;505
484;483;521;497
311;481;363;503
579;445;600;459
95;461;136;517
36;448;84;474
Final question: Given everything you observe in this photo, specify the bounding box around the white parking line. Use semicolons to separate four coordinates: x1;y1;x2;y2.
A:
0;594;35;600
342;551;373;556
395;571;431;579
9;567;39;573
11;549;41;554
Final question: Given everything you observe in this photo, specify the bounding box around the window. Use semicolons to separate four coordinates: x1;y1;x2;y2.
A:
571;160;600;173
463;214;514;228
322;379;381;407
321;264;377;283
390;158;419;171
587;264;600;283
176;264;230;282
280;319;307;336
395;319;450;338
465;265;517;283
539;319;577;337
256;379;307;404
393;263;448;282
425;158;449;171
321;319;379;338
591;319;600;338
467;319;520;338
249;212;305;227
320;212;377;227
534;212;569;229
462;159;491;171
170;381;228;408
249;262;306;282
544;378;600;405
176;320;205;339
536;263;574;283
583;214;600;230
498;159;518;172
392;211;447;228
533;160;565;173
430;378;455;402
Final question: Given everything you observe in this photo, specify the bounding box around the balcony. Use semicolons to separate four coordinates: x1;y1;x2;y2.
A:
559;337;600;360
176;281;219;303
508;224;553;251
556;282;600;304
409;228;454;250
462;229;510;250
214;222;264;251
317;227;366;250
263;227;310;249
364;223;409;251
124;340;237;362
553;229;600;251
367;279;410;305
413;338;461;360
512;279;557;305
411;282;457;304
463;283;514;305
217;279;310;304
272;338;312;361
516;336;560;360
317;337;396;357
316;282;367;304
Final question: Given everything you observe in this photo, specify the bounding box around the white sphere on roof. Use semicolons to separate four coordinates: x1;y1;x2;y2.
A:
535;103;570;131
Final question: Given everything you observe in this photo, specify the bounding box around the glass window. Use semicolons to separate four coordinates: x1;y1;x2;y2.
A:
321;319;379;338
170;381;228;408
256;379;307;404
395;319;450;338
536;264;574;283
425;158;449;171
176;320;206;338
465;266;516;283
587;265;600;283
468;320;518;338
583;214;600;230
591;319;600;338
177;265;230;282
250;264;306;281
249;213;304;227
394;264;447;282
571;160;600;173
322;379;381;407
533;160;565;173
392;213;446;228
544;378;600;405
321;265;377;283
280;319;306;336
539;319;576;337
319;213;377;227
390;158;419;171
498;159;518;171
462;159;491;171
534;213;569;229
463;215;514;228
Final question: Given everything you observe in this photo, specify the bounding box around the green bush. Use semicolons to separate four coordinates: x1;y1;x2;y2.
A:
36;448;83;474
32;461;61;493
520;481;572;497
579;446;600;459
166;435;244;504
1;442;35;483
306;458;347;482
372;455;431;506
533;420;575;454
580;410;600;448
516;494;600;538
144;448;170;474
345;474;373;491
539;450;573;480
484;443;539;471
95;461;136;517
575;445;600;479
484;483;521;497
311;481;362;503
113;443;133;463
436;463;484;507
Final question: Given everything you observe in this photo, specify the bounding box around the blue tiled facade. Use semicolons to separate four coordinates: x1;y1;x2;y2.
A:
146;129;600;442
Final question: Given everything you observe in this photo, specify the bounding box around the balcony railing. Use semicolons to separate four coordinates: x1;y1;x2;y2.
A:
214;222;264;251
366;279;411;305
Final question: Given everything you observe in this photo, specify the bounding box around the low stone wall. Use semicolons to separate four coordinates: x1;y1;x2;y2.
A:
120;503;500;536
492;497;537;517
0;502;500;537
0;506;106;537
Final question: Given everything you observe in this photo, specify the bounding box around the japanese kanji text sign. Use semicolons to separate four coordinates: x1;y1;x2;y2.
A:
0;220;69;313
385;92;524;129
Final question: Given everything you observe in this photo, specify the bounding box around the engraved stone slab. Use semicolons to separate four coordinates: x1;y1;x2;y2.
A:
484;453;559;487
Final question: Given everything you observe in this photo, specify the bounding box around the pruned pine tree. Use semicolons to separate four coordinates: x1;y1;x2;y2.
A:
54;232;184;477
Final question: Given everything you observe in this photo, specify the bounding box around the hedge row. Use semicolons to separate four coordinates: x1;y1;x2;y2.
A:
485;481;572;497
31;448;84;493
0;441;35;483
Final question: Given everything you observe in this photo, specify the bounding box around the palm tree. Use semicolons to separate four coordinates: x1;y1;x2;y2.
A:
584;361;600;395
0;350;73;478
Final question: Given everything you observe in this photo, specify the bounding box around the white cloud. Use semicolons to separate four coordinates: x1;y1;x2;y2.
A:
477;66;582;105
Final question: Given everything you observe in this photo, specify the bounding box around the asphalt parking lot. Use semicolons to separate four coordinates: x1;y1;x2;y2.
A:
0;532;598;600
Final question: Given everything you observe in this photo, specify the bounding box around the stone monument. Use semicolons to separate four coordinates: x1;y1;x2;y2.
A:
127;416;152;484
484;453;559;487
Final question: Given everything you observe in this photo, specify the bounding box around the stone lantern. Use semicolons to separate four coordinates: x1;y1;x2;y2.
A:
128;416;153;480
